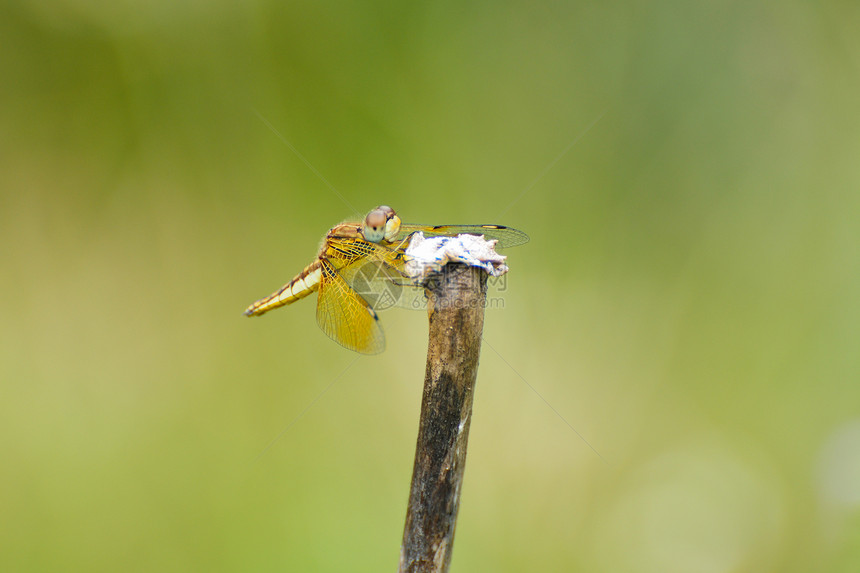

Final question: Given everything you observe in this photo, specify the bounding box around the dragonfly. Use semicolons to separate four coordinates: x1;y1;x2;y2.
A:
243;206;528;354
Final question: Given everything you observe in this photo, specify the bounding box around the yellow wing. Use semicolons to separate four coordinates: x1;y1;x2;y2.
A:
320;237;424;312
316;258;385;355
324;235;405;263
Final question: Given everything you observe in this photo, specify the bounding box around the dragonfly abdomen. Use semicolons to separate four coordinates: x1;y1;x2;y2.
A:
243;260;323;317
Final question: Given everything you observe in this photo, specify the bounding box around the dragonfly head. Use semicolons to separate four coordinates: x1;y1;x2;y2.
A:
362;205;401;243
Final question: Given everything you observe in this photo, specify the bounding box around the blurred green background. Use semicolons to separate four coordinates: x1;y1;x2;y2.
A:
2;0;859;571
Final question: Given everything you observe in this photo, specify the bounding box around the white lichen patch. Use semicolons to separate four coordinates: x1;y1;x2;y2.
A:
404;232;509;282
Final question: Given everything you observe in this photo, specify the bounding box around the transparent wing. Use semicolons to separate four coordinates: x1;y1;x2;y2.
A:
395;224;529;249
316;259;385;354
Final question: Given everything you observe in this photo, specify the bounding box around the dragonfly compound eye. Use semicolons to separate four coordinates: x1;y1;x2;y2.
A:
384;213;401;242
363;209;388;243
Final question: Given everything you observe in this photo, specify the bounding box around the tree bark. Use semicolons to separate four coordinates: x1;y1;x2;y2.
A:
398;263;488;573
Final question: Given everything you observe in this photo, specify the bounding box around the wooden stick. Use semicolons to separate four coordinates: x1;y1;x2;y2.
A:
398;263;488;573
